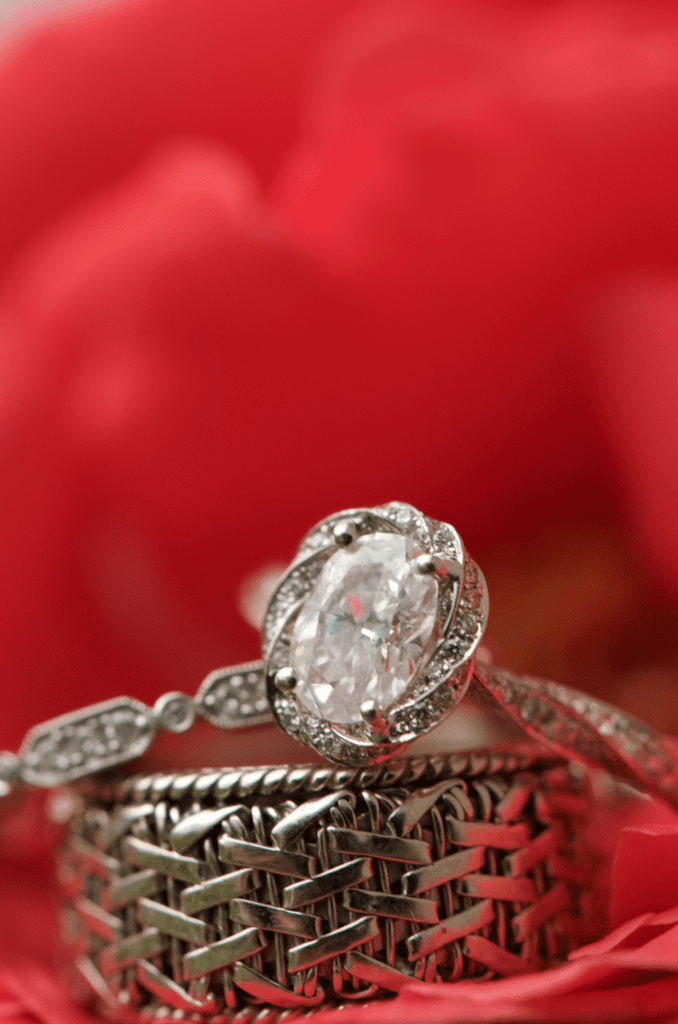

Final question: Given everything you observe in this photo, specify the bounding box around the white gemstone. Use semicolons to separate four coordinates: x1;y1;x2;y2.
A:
291;532;438;724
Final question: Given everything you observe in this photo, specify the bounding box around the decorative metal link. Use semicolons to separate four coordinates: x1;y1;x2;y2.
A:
58;751;603;1022
1;662;269;796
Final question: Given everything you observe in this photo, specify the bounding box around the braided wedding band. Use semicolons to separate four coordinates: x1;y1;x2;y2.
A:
58;747;601;1022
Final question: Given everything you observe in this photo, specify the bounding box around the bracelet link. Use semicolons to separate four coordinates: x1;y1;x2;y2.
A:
195;662;270;729
153;693;196;734
17;697;156;788
1;662;273;799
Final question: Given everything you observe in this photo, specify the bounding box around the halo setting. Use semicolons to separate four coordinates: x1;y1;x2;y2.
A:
264;502;489;765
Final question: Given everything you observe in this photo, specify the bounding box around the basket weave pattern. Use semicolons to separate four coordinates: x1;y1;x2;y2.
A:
58;753;601;1021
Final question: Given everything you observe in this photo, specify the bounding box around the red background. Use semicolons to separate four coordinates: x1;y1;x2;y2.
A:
2;2;678;1021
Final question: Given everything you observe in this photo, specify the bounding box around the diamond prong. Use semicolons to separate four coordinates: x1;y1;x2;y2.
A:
360;700;379;724
333;521;358;548
415;553;440;575
361;700;389;742
274;668;297;693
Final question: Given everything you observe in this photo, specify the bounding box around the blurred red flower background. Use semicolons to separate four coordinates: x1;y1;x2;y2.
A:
2;0;678;1021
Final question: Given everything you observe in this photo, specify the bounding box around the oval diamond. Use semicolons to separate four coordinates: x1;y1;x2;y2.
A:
291;532;438;725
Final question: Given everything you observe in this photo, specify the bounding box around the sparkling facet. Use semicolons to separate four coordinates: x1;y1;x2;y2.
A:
291;532;438;724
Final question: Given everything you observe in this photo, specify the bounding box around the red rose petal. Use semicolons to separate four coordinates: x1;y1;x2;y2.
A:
610;828;678;930
0;967;96;1024
308;977;678;1024
570;907;678;959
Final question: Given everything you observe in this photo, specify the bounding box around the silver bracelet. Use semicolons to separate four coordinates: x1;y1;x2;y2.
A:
3;501;675;1020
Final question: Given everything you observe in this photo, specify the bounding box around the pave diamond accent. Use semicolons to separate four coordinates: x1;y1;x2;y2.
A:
19;698;154;787
196;664;269;728
291;533;438;724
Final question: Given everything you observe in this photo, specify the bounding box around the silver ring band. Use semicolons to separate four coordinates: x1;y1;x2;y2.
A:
58;746;601;1021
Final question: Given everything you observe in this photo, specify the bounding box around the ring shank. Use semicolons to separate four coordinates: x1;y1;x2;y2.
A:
471;661;678;811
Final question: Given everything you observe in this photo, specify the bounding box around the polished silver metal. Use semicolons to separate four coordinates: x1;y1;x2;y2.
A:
415;552;439;575
153;692;196;733
273;667;297;693
59;748;601;1022
360;699;380;724
360;700;389;742
333;519;358;547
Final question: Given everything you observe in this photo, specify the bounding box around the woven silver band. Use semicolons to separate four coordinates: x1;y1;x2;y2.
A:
58;746;602;1022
